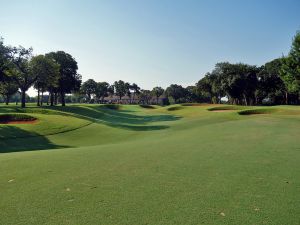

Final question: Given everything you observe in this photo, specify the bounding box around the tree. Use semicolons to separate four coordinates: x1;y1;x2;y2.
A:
81;79;97;103
114;80;127;101
46;51;81;106
0;77;18;105
95;82;109;103
0;37;11;81
151;86;164;104
258;58;286;104
31;55;60;106
139;89;152;105
165;84;186;103
8;46;36;108
280;32;300;104
131;83;140;104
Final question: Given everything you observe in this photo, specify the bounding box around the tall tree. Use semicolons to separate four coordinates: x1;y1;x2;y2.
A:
114;80;127;101
280;32;300;104
131;83;140;104
0;37;11;81
139;89;152;105
258;58;286;104
81;79;97;103
165;84;186;103
8;46;36;108
31;55;60;106
0;77;18;105
151;86;164;104
46;51;81;106
95;82;109;103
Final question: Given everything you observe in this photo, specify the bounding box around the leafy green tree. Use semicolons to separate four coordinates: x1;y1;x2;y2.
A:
0;77;18;105
31;55;60;106
196;74;213;103
280;32;300;104
165;84;186;103
0;37;11;81
131;83;140;103
151;86;164;104
81;79;97;103
114;80;127;101
95;82;109;103
8;46;36;108
46;51;81;106
258;58;286;104
139;89;152;105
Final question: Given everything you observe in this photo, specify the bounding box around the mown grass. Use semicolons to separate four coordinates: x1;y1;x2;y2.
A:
0;104;300;224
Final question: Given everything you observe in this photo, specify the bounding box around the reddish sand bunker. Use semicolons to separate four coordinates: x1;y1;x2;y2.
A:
0;120;38;125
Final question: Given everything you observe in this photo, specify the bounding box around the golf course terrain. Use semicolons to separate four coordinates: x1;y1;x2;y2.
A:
1;104;300;225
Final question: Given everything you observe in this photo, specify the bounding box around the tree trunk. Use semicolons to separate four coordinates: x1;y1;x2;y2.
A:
157;96;159;105
21;89;26;108
243;94;248;106
37;89;40;106
5;94;10;105
50;92;54;106
285;92;288;105
54;92;58;105
61;92;65;106
41;92;44;106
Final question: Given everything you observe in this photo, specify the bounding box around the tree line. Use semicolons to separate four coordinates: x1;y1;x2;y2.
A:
0;31;300;107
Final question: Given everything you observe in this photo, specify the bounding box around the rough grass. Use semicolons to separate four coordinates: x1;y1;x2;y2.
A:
0;104;300;225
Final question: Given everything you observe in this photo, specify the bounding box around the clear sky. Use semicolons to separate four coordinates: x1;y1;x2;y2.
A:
1;0;300;96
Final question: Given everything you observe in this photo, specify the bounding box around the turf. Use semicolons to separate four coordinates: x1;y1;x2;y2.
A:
0;104;300;225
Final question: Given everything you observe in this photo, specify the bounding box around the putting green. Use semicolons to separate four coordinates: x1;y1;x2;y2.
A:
0;104;299;225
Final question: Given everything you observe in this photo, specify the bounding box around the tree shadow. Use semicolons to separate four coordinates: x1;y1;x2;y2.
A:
43;105;181;131
0;126;68;153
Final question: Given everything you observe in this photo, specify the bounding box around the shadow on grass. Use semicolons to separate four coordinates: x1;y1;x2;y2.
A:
42;104;181;131
0;126;68;153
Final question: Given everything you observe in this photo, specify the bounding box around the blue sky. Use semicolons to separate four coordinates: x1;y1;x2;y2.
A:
1;0;300;95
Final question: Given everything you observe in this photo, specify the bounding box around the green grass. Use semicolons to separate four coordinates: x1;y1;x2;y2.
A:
0;104;300;224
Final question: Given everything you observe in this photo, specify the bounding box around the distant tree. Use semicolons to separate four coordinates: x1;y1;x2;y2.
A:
8;46;36;108
46;51;81;106
0;37;11;81
258;58;286;104
95;82;109;103
114;80;127;101
107;85;115;97
197;74;213;103
280;32;300;104
165;84;186;103
131;83;140;103
31;55;60;106
151;86;164;104
139;89;152;105
185;86;200;102
0;77;18;105
81;79;97;103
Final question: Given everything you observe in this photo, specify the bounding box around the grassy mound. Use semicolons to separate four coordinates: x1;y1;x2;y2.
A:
167;106;183;111
0;113;37;123
139;104;155;109
103;104;121;110
238;108;279;115
181;103;204;106
207;105;243;111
